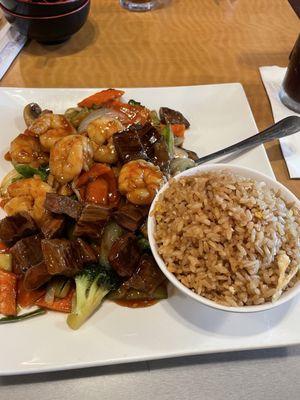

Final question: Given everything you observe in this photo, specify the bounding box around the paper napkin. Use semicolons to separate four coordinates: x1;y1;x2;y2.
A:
0;14;26;80
260;66;300;178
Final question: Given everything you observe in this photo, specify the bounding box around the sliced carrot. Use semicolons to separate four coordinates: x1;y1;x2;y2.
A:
76;163;119;206
171;124;186;137
76;164;112;187
78;89;125;108
35;289;74;313
85;178;108;205
0;270;17;316
17;277;46;308
109;100;150;126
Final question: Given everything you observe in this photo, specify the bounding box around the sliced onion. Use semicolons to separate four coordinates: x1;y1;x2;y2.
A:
174;136;184;147
174;146;189;158
170;158;195;176
78;108;125;133
44;285;55;305
0;169;22;197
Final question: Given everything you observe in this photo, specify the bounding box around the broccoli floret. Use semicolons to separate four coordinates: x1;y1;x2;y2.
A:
137;236;150;252
67;264;119;330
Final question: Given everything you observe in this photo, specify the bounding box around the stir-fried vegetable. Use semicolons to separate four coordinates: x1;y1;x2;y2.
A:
161;125;174;157
76;164;119;206
171;124;186;138
46;277;71;299
0;270;17;316
0;169;23;196
78;107;125;133
14;164;49;181
128;99;141;106
159;107;190;128
99;221;124;268
65;107;91;128
0;88;199;328
78;89;125;108
169;157;195;175
36;288;74;313
150;110;160;127
17;277;46;308
137;236;150;252
0;308;46;324
23;103;42;127
67;264;119;330
108;100;150;126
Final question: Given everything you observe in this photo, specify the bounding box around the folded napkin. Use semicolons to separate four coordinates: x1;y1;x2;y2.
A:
260;66;300;179
0;15;26;80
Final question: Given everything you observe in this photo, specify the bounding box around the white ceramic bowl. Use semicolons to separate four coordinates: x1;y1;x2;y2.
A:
148;163;300;313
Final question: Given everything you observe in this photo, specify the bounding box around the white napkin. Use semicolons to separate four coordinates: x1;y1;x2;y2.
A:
260;66;300;179
0;16;26;80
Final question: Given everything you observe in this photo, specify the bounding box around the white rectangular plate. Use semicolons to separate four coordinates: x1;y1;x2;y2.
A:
1;84;299;376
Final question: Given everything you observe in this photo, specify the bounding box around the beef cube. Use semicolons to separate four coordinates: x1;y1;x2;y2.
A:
40;214;65;239
123;254;166;294
0;212;38;244
113;123;163;166
42;238;97;277
113;203;148;231
10;234;43;275
74;238;98;265
23;261;51;290
108;233;141;278
44;193;83;220
73;204;110;239
113;128;147;163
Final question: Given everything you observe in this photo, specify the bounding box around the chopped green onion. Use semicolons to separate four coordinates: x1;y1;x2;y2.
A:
0;308;46;324
14;164;49;181
128;99;141;106
150;110;160;126
161;125;174;157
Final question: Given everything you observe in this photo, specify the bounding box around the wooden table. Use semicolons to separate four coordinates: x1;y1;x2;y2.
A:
1;0;299;193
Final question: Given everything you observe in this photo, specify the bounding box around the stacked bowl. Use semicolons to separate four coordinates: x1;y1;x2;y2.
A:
0;0;90;43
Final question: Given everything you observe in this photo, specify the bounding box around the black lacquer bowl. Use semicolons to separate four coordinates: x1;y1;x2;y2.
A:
0;0;87;17
0;0;90;44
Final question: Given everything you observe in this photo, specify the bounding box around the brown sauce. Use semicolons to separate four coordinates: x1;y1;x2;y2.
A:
114;299;158;308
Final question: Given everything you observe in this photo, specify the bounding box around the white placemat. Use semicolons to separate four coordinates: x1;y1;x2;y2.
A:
260;66;300;178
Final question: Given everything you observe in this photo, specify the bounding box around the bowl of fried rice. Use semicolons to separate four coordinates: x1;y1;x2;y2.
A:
148;164;300;312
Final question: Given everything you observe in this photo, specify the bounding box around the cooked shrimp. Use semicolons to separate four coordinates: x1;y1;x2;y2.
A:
4;176;53;225
118;159;163;205
50;134;93;184
10;134;49;168
91;138;118;164
39;129;71;151
86;117;123;164
27;113;76;151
